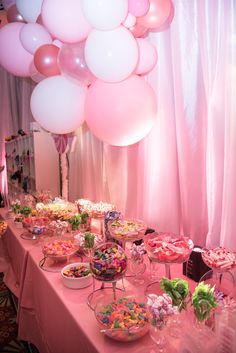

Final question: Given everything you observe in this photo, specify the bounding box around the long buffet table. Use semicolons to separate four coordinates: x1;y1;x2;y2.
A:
0;208;219;353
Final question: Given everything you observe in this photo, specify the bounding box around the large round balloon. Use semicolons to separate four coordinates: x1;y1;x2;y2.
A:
129;22;149;37
135;38;157;75
30;75;87;134
0;22;33;77
34;44;60;77
58;42;95;86
85;26;138;82
20;23;52;54
42;0;92;43
81;0;128;31
16;0;43;23
137;0;172;29
85;75;157;146
7;4;25;23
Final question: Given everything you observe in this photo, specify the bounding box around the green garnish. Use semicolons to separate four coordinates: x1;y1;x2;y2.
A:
160;277;189;311
191;282;217;322
84;232;95;248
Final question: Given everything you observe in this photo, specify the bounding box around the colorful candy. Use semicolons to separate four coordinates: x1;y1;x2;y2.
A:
42;239;78;257
202;247;236;272
108;219;146;242
90;242;127;281
144;233;194;263
63;264;90;278
0;220;7;236
75;199;115;218
96;297;150;341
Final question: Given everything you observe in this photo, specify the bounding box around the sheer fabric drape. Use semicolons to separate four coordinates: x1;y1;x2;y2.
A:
69;0;236;249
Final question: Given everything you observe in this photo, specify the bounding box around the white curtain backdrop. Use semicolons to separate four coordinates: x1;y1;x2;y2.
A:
69;0;236;250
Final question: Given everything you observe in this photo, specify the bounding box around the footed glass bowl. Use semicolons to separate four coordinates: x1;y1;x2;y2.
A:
42;238;79;261
90;242;127;282
108;219;146;243
144;232;194;264
201;247;236;273
95;296;150;342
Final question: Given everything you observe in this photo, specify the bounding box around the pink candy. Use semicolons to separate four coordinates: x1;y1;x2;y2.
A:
202;247;236;272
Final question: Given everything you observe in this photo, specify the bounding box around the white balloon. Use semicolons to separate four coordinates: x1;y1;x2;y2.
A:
30;75;87;134
16;0;43;23
122;13;136;29
20;23;52;55
81;0;128;30
85;26;138;82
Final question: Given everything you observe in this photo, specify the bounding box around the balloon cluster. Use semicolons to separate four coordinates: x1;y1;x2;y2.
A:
0;0;174;146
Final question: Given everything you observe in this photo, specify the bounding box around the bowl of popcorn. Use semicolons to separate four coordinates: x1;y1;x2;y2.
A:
0;220;7;236
202;247;236;273
61;262;92;289
144;232;194;264
42;239;78;261
90;242;127;282
95;296;150;342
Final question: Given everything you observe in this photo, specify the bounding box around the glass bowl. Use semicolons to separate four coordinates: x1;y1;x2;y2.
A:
90;242;127;282
107;219;146;243
201;247;236;273
42;238;79;261
144;232;194;264
95;296;150;342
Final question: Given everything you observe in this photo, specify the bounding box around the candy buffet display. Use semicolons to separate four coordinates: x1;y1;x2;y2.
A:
61;262;92;289
201;247;236;272
0;220;7;236
144;233;194;264
90;242;127;282
108;219;146;243
95;297;150;341
42;239;78;260
36;201;77;221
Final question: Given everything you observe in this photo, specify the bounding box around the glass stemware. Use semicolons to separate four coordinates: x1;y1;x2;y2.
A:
149;324;168;353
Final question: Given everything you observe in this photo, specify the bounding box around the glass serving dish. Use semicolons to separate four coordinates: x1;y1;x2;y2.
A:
144;232;194;280
201;247;236;273
42;238;79;261
108;219;147;245
90;242;127;282
95;296;150;342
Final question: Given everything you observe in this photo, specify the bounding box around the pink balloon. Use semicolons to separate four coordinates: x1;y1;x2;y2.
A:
2;0;15;11
137;0;172;29
135;38;157;75
85;75;157;146
0;22;33;77
7;4;25;23
58;42;95;87
129;22;149;37
34;44;60;77
20;23;52;54
42;0;92;43
128;0;150;17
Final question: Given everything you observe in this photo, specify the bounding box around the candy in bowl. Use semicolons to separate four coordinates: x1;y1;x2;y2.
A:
90;242;127;282
42;238;79;261
108;219;147;244
95;296;150;342
0;220;7;236
201;247;236;273
61;262;92;289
